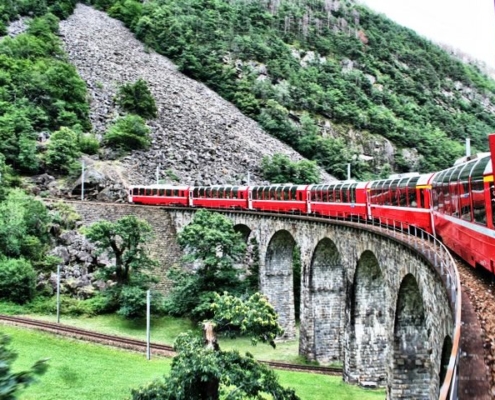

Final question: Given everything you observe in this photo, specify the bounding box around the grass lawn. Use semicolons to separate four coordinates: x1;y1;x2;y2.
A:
11;313;306;364
1;325;385;400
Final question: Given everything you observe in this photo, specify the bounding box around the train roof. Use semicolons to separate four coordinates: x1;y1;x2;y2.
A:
432;153;492;184
129;184;190;190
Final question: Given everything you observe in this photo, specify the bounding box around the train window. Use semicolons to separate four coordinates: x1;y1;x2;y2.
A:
460;181;471;221
133;188;139;195
408;189;417;207
350;183;357;203
145;189;151;196
419;189;425;208
342;186;349;203
199;188;204;197
232;188;237;199
173;189;178;196
472;179;486;225
218;187;224;198
158;189;164;196
390;179;399;206
398;179;408;207
283;187;290;200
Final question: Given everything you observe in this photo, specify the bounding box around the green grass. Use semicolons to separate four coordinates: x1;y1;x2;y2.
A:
0;326;385;400
6;312;305;363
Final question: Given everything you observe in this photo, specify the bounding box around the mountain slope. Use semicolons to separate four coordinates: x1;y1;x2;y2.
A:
58;4;333;186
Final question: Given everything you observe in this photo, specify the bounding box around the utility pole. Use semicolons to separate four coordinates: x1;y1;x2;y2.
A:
146;290;151;360
81;160;85;201
56;264;61;323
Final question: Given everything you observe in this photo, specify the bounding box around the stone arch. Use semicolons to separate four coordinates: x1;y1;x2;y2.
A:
390;274;430;399
233;224;251;243
264;230;296;338
308;237;343;363
346;250;387;386
439;335;452;389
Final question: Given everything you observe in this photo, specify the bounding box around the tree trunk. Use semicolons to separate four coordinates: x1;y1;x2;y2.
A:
202;321;220;400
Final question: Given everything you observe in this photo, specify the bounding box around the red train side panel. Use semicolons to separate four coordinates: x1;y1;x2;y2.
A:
250;185;309;213
129;185;189;206
309;181;367;219
431;151;495;271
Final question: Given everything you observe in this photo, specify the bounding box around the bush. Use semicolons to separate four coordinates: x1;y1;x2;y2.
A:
115;79;157;119
78;133;100;155
45;127;81;174
105;115;151;151
0;257;36;304
117;285;164;319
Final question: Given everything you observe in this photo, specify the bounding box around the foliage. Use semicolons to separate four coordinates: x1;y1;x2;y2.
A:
78;133;100;155
131;293;298;400
0;334;48;399
104;115;151;151
44;127;81;174
261;154;319;184
0;189;51;262
212;292;284;347
96;0;495;177
117;285;164;319
115;79;157;119
84;215;158;287
84;216;159;318
0;13;90;177
165;210;247;321
0;257;36;304
49;201;82;231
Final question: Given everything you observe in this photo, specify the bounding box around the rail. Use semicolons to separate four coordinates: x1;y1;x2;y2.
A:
42;199;461;398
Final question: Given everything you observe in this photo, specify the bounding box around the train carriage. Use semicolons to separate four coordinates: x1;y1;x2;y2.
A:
129;185;189;206
431;148;495;271
309;181;367;220
367;173;434;233
191;185;249;209
249;185;309;213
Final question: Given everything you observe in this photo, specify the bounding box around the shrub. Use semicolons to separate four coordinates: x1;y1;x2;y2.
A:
105;115;151;151
0;257;36;304
78;133;100;155
115;79;157;119
45;127;81;174
117;285;164;319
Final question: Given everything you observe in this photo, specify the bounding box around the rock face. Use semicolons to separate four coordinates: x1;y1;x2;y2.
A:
59;4;334;188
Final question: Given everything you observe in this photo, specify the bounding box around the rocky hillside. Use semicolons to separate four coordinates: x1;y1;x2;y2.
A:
58;4;333;191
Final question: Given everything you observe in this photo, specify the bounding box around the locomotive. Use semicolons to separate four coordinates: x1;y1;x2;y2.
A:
129;134;495;274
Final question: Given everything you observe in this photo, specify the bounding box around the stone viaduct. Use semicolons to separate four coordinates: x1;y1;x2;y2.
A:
68;202;457;400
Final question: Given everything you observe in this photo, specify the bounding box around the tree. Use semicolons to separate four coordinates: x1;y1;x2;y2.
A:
261;154;319;184
115;78;157;119
84;216;160;317
104;115;151;151
0;257;36;304
165;210;248;321
45;127;81;174
0;334;48;399
84;215;158;286
131;292;299;400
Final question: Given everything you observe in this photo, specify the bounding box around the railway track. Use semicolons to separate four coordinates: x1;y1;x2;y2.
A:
0;315;341;376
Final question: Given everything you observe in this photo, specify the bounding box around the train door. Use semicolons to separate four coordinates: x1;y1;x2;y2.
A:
306;185;312;214
188;188;194;207
248;187;253;210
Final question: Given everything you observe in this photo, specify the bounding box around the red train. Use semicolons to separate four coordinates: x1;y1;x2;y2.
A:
129;134;495;274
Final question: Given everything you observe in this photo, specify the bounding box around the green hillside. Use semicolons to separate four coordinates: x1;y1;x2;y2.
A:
92;0;495;178
1;0;495;181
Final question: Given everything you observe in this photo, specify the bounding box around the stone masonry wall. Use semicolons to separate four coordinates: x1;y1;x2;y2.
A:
66;203;455;399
